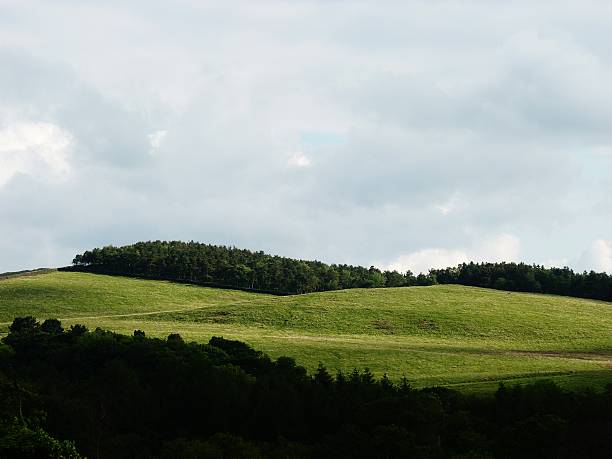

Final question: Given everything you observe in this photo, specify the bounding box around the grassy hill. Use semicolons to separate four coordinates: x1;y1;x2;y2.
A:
1;270;611;391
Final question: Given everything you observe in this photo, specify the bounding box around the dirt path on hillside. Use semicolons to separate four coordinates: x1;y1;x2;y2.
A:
0;301;249;326
0;307;199;326
507;351;612;367
258;333;612;365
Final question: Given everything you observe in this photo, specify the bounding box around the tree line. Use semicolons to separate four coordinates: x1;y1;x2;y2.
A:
430;262;612;302
1;317;610;458
66;241;426;294
66;241;612;301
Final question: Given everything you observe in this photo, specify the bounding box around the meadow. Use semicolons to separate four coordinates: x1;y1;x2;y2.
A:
1;270;610;391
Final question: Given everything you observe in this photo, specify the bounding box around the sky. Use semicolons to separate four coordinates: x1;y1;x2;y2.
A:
1;0;612;274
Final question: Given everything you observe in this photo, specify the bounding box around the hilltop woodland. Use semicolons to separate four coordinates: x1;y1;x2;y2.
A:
1;317;611;459
67;241;612;300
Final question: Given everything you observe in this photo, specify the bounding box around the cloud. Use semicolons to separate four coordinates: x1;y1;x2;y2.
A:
542;258;570;269
434;194;464;216
287;152;312;168
384;248;469;275
0;122;72;186
148;130;167;153
475;234;522;264
0;2;612;273
577;240;612;273
0;50;153;170
383;234;521;274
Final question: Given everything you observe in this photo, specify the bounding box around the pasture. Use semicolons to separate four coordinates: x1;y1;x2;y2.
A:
1;270;610;391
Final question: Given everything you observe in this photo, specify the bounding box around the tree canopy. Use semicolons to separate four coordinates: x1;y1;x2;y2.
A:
67;241;419;294
1;317;611;458
430;261;612;302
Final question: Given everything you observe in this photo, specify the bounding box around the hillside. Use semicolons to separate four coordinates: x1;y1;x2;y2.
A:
67;241;612;301
1;271;611;391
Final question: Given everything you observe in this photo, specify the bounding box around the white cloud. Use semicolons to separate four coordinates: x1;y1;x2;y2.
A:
474;233;521;263
577;239;612;273
287;152;311;168
384;248;469;275
542;258;569;269
0;122;72;186
434;194;464;216
148;130;167;153
383;234;521;274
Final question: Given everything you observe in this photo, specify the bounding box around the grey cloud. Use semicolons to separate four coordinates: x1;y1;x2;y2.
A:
1;1;612;273
0;51;152;169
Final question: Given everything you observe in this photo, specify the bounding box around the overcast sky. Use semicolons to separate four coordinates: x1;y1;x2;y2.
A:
1;0;612;274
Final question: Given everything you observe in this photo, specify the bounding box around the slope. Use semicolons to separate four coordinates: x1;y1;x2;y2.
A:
1;271;610;391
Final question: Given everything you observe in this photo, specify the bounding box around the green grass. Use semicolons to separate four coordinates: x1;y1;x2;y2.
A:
1;271;611;391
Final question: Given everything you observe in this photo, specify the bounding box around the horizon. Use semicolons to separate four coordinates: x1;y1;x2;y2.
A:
9;239;610;277
2;1;612;274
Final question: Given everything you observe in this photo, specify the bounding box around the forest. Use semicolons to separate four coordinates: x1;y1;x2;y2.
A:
67;241;420;294
1;317;611;458
67;241;612;301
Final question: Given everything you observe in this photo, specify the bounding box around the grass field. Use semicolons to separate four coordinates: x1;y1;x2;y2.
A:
1;270;611;392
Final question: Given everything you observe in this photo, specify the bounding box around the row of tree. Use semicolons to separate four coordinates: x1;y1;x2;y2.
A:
430;262;612;302
67;241;612;301
67;241;429;294
2;317;611;458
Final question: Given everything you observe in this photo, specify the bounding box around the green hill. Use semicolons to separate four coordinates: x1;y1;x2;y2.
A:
1;271;610;391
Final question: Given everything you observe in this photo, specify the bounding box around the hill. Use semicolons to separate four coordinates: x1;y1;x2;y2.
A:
1;271;611;391
67;240;612;301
